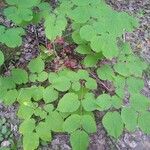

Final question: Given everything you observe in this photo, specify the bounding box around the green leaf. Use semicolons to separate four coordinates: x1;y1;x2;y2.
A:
3;89;18;105
31;86;44;101
23;132;39;150
51;76;71;92
69;7;90;23
43;86;58;103
97;65;115;81
63;114;81;133
75;45;92;55
28;57;45;73
85;77;97;90
83;55;99;67
4;7;33;24
90;35;119;58
29;74;37;82
111;96;123;109
102;111;123;138
77;70;89;80
57;93;80;112
37;71;48;82
121;107;138;131
130;94;150;111
82;115;97;133
127;77;144;93
12;68;28;84
17;88;32;103
70;130;89;150
114;62;130;77
72;31;85;44
45;111;64;132
34;108;47;119
36;122;51;141
138;111;150;134
0;76;16;90
0;27;25;48
96;94;112;111
0;50;4;66
17;104;34;119
82;93;98;111
44;14;67;41
72;82;81;91
19;118;35;135
80;25;96;41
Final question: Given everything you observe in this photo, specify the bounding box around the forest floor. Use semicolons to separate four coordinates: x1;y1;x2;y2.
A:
0;0;150;150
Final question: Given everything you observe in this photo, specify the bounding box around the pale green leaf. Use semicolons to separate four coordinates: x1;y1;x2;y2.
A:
57;93;80;112
138;111;150;134
121;107;138;131
12;68;28;84
63;114;81;133
102;111;123;138
70;130;89;150
28;57;45;73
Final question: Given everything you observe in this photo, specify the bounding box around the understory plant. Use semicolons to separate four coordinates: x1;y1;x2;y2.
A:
0;0;149;150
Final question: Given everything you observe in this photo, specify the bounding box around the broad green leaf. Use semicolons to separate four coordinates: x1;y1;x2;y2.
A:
82;115;97;133
37;71;48;82
57;93;80;112
0;76;16;90
121;107;138;131
85;77;97;90
102;111;123;138
28;57;45;73
83;55;99;67
31;86;44;101
138;111;150;134
43;86;58;103
51;76;71;92
3;89;18;105
75;45;92;55
12;68;28;84
23;132;39;150
46;111;64;132
63;114;81;133
130;94;150;111
111;96;123;109
82;93;98;111
44;14;67;41
97;64;115;81
0;50;4;66
114;63;130;77
4;7;33;24
72;31;85;44
96;94;112;111
70;130;89;150
77;70;89;80
90;35;119;58
17;104;34;119
72;82;81;91
80;25;96;41
44;104;54;113
29;74;37;82
36;122;51;141
0;27;25;48
17;88;32;103
19;118;35;135
34;108;47;119
127;77;144;93
69;7;90;23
